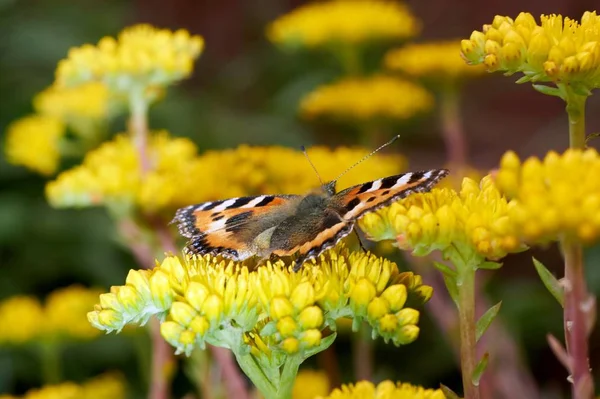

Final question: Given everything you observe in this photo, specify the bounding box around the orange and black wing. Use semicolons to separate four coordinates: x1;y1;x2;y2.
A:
332;170;449;221
172;195;299;260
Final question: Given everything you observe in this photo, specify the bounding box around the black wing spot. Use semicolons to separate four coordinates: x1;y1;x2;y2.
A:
366;197;376;203
212;213;224;221
356;182;373;194
224;211;253;232
381;190;390;196
256;196;275;207
409;171;425;182
380;176;398;189
232;197;253;208
202;200;225;211
346;197;361;211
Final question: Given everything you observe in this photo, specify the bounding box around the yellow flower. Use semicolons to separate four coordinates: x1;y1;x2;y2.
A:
267;1;419;49
45;285;103;340
46;136;406;214
33;82;111;121
45;131;198;213
5;115;65;175
359;176;525;262
292;370;330;399
0;286;102;345
300;75;433;121
56;24;204;95
316;380;445;399
385;40;486;81
496;148;600;244
0;296;44;344
8;373;126;399
461;12;600;89
89;245;432;356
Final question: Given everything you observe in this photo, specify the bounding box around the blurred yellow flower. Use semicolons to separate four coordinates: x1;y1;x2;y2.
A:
46;136;406;214
89;245;432;357
6;373;126;399
0;286;102;345
267;0;419;49
45;131;198;213
461;12;600;89
386;40;486;81
0;296;44;344
5;115;65;175
496;148;600;244
316;380;445;399
359;176;525;262
56;24;204;95
293;370;330;399
300;75;433;121
33;82;111;121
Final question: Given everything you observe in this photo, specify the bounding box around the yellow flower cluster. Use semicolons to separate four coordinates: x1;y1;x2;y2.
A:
267;1;419;49
316;380;444;399
0;373;125;399
385;40;486;81
0;286;102;344
5;115;65;175
46;135;406;214
359;176;525;262
33;82;111;121
300;75;433;121
55;24;204;93
496;148;600;244
461;12;600;88
88;245;432;357
45;131;198;214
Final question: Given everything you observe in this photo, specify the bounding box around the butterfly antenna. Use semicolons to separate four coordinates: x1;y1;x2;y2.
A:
332;135;401;182
301;145;325;186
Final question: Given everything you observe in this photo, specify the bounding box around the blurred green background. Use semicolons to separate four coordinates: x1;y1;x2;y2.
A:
1;0;599;398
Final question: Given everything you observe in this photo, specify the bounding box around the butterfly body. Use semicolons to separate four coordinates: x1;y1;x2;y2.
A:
174;169;448;271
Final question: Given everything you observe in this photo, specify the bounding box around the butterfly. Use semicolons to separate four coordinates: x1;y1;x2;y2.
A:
173;167;448;272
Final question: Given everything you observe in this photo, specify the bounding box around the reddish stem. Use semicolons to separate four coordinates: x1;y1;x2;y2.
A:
150;319;172;399
352;324;373;381
561;240;594;399
210;346;250;399
440;86;468;169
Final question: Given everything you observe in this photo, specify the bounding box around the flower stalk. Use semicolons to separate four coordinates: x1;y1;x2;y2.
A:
440;84;468;169
129;88;150;174
562;85;587;150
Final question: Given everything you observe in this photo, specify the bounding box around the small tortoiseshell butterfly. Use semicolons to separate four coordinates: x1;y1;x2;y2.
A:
173;140;448;271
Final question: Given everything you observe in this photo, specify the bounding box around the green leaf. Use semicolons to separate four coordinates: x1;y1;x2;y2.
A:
442;273;459;308
471;352;489;386
515;75;531;84
532;257;564;307
586;132;600;145
476;301;502;342
439;384;461;399
433;261;457;278
532;84;563;98
571;82;592;96
477;261;503;270
300;332;337;361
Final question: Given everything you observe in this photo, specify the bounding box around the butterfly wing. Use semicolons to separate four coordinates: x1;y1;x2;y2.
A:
173;194;301;260
332;169;449;220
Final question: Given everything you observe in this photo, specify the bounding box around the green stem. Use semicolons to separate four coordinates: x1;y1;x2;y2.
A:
440;84;468;170
456;263;480;399
233;351;278;399
39;341;61;384
337;45;362;76
277;356;301;399
562;85;587;149
560;239;595;399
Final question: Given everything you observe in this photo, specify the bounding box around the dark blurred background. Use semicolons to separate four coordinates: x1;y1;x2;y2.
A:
1;0;599;398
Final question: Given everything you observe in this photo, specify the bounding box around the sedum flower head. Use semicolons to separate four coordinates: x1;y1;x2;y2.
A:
6;373;126;399
56;24;204;94
33;82;111;121
45;131;198;214
0;286;102;345
192;144;406;200
89;245;432;357
461;11;600;89
5;115;65;175
385;40;486;81
267;1;419;50
317;380;445;399
496;148;600;244
300;75;433;122
359;176;526;262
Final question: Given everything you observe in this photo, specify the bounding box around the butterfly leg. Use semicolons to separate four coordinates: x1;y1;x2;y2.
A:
353;227;367;252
